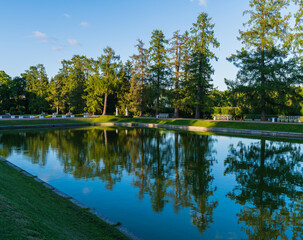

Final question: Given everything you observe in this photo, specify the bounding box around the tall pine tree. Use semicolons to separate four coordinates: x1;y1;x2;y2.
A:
149;30;169;116
129;39;149;116
98;47;122;115
185;13;219;119
228;0;291;121
169;31;188;118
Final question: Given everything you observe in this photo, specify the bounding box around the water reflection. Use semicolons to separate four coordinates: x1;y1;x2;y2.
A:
2;128;303;239
0;127;217;234
225;139;303;239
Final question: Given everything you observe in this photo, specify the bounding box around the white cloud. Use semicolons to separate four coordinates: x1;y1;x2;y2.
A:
82;187;93;195
32;31;47;38
68;39;81;46
199;0;207;5
56;59;62;63
64;13;71;18
51;46;63;51
38;39;57;45
80;21;89;27
189;0;207;5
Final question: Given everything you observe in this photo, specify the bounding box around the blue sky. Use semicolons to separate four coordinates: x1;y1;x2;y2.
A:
0;0;270;90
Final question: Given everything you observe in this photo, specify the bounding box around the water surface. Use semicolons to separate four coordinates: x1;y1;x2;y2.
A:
1;127;303;240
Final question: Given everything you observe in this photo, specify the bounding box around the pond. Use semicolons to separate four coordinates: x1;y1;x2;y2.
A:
1;126;303;240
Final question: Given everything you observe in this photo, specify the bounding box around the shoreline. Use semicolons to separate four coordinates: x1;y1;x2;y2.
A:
0;118;302;139
0;156;142;240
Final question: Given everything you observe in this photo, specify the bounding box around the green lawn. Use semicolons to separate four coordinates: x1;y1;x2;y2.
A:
0;116;302;133
0;160;129;240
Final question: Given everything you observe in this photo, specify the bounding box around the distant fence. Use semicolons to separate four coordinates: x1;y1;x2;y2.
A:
213;115;232;121
278;116;301;123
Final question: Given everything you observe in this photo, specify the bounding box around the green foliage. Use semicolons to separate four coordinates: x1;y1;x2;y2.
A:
291;0;303;61
63;56;89;113
21;64;50;113
169;31;191;117
98;47;122;115
240;0;290;50
228;0;298;121
0;71;13;113
183;12;219;119
149;30;170;115
48;74;66;114
84;75;103;115
212;107;241;119
127;40;149;116
227;48;303;117
117;60;132;115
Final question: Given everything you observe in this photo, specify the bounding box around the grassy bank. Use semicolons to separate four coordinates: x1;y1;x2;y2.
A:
0;115;302;133
0;160;128;240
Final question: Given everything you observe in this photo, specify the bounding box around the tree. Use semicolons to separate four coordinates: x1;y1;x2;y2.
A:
226;47;302;117
21;64;50;113
228;0;291;121
292;0;303;62
83;58;104;115
98;47;122;115
169;31;189;118
48;74;65;114
63;56;90;114
129;39;149;116
149;30;170;115
185;12;219;119
117;60;132;115
0;71;13;113
11;77;27;114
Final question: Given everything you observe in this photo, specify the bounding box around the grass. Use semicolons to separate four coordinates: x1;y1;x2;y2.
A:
0;115;302;133
0;160;129;240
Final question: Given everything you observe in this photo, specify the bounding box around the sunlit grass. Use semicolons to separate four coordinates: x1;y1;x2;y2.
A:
0;115;302;133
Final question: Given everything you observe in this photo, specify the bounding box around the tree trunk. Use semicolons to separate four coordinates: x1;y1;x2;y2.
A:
195;105;200;119
102;93;108;115
174;72;179;118
56;105;59;115
195;84;201;119
174;107;179;118
140;64;144;117
260;49;266;121
156;69;160;116
174;36;180;119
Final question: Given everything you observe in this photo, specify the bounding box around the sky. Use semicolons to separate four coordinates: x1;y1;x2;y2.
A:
0;0;269;90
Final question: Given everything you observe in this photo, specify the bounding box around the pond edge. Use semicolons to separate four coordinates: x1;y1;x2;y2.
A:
92;122;303;139
0;121;302;139
0;156;143;240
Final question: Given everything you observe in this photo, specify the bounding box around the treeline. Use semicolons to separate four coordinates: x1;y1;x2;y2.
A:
1;0;303;119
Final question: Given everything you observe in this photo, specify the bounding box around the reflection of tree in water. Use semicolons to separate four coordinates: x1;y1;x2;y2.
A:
225;139;303;239
0;131;51;166
180;133;218;233
0;127;218;234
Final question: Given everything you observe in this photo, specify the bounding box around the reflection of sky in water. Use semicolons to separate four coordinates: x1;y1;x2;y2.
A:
2;127;303;240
